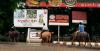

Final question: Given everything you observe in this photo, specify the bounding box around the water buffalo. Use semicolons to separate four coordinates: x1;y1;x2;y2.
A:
72;31;91;46
8;30;20;42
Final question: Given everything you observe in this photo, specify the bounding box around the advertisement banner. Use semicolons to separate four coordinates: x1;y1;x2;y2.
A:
14;9;48;27
72;11;87;24
49;15;69;26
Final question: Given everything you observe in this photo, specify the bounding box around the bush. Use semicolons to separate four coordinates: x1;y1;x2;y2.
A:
0;34;8;42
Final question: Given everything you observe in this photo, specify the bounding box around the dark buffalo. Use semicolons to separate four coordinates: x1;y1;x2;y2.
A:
8;30;20;42
72;31;91;46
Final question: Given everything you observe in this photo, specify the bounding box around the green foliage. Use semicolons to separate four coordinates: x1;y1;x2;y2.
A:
0;0;23;34
0;34;8;41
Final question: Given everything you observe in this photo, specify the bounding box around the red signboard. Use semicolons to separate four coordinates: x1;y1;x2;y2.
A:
40;1;47;7
49;15;69;25
75;3;100;8
26;0;100;8
26;0;67;7
72;11;87;24
72;11;87;20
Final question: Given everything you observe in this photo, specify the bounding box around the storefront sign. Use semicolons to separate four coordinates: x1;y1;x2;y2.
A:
75;3;100;8
26;0;100;8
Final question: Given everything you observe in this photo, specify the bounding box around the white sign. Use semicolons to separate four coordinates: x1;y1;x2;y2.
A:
14;9;48;27
29;32;38;39
49;15;69;26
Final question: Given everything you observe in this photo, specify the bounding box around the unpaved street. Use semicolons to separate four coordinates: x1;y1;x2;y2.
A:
0;42;100;51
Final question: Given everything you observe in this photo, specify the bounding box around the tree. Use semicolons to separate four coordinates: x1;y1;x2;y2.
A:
0;0;23;34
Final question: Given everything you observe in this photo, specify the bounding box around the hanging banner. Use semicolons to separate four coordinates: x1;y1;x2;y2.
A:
49;15;69;26
14;9;48;27
72;11;87;24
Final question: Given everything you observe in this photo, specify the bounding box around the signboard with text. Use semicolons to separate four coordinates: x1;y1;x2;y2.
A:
14;9;48;27
72;11;87;24
49;15;69;26
25;0;100;8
